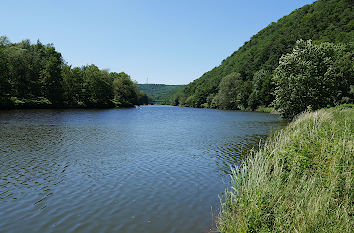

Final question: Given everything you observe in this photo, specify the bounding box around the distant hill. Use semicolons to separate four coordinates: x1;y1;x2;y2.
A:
137;84;184;104
171;0;353;109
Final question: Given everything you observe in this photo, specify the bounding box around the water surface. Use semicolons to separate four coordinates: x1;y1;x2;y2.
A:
0;106;285;233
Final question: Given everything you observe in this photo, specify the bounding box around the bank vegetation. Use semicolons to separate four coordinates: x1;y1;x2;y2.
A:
0;37;148;109
218;105;353;232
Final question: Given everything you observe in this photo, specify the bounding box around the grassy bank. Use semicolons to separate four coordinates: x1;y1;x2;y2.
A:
218;105;353;232
254;106;274;113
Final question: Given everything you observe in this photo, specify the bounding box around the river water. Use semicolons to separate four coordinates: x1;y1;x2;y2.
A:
0;105;285;233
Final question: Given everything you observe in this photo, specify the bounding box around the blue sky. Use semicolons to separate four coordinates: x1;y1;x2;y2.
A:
1;0;316;84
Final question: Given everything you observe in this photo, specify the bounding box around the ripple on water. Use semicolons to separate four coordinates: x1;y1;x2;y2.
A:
0;107;285;233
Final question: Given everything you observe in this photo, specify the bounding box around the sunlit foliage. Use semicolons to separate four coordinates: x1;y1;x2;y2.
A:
0;37;147;108
273;40;353;118
169;0;353;115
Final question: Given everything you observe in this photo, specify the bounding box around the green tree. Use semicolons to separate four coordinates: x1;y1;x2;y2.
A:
62;65;85;106
111;72;137;107
82;65;113;107
0;36;11;106
212;72;246;110
40;46;64;104
248;69;274;110
0;37;10;95
0;36;143;109
137;90;148;105
170;0;353;109
5;42;30;98
273;40;354;118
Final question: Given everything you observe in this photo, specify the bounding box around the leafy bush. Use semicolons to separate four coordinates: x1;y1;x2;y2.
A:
273;40;353;118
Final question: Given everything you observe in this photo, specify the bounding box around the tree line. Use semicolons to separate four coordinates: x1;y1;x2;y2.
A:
169;0;353;118
137;84;184;104
0;36;148;108
206;40;353;118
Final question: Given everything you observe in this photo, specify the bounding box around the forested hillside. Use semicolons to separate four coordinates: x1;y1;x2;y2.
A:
171;0;353;117
138;84;184;104
0;37;148;108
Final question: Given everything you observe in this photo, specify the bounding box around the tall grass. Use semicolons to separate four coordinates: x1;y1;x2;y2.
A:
254;106;275;113
218;105;353;232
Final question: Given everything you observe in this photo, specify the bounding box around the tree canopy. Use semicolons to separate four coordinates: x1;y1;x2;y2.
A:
273;40;353;118
0;37;147;108
169;0;353;117
137;84;184;104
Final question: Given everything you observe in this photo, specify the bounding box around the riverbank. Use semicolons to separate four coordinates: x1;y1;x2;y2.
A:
254;106;274;113
0;97;137;109
218;105;353;232
254;106;280;115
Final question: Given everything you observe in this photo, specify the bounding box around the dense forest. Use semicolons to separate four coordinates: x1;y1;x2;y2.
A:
137;84;184;104
0;37;148;109
170;0;353;118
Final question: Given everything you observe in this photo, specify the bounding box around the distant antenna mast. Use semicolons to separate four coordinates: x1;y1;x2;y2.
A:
146;77;149;85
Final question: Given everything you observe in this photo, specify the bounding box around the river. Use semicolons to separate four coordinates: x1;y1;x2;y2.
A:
0;105;285;233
